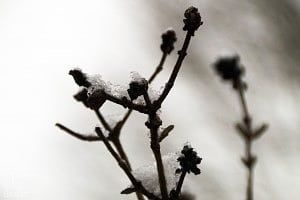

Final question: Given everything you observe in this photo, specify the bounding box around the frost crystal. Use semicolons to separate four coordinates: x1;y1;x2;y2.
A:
130;71;144;83
129;153;180;196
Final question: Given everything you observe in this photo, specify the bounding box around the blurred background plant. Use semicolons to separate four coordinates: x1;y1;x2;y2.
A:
0;0;299;200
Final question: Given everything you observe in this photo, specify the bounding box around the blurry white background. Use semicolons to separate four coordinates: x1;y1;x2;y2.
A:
0;0;299;199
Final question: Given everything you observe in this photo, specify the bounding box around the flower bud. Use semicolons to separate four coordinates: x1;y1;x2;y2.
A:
214;55;245;89
86;89;106;110
183;6;203;35
160;29;177;54
69;69;91;87
177;145;202;175
127;78;148;101
74;88;89;107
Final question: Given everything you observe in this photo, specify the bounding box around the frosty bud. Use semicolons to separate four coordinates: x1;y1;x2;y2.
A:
178;145;202;175
183;6;203;35
86;89;106;110
127;78;148;101
74;88;89;107
160;29;177;54
69;69;91;87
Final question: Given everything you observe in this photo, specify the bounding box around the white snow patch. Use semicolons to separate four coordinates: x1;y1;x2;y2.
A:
129;153;180;196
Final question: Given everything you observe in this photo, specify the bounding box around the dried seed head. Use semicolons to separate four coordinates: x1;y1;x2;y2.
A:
69;69;91;87
183;6;203;35
160;29;177;54
177;145;202;175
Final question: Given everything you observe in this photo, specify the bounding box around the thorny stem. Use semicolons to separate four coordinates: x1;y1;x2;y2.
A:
95;127;161;200
55;123;101;141
237;81;254;200
154;32;193;109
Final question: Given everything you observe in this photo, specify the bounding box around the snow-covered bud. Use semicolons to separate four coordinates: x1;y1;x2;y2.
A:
160;29;177;54
178;145;202;175
127;72;148;100
69;69;91;87
73;88;89;107
86;89;106;110
183;6;203;35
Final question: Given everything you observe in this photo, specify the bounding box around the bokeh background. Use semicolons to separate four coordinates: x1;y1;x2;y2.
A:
0;0;299;199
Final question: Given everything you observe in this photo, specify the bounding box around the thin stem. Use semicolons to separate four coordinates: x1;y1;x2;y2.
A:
104;93;148;114
95;127;161;200
112;138;132;170
56;123;101;141
94;110;144;200
149;53;167;83
172;171;187;199
237;82;255;200
116;51;169;132
149;113;169;200
94;110;112;132
246;140;254;200
154;32;193;109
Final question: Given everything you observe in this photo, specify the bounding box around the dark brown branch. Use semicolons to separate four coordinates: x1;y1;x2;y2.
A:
95;127;161;200
147;114;169;199
159;125;175;143
56;123;101;141
149;53;167;83
236;81;255;200
94;110;112;132
94;110;144;200
171;171;187;199
104;93;148;114
115;51;169;132
112;138;132;170
154;32;193;109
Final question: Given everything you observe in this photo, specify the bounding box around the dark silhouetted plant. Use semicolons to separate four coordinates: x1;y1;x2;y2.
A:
57;6;203;200
213;55;268;200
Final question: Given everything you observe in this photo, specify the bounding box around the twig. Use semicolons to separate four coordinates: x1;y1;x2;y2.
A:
94;110;112;132
56;123;101;141
104;93;149;114
95;127;161;200
143;93;169;200
94;110;143;200
154;32;193;110
115;50;170;132
236;82;255;200
213;55;268;200
149;53;167;83
171;171;187;199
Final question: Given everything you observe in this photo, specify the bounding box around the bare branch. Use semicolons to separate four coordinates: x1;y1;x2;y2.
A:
94;110;112;132
159;125;175;142
56;123;101;141
95;127;161;200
